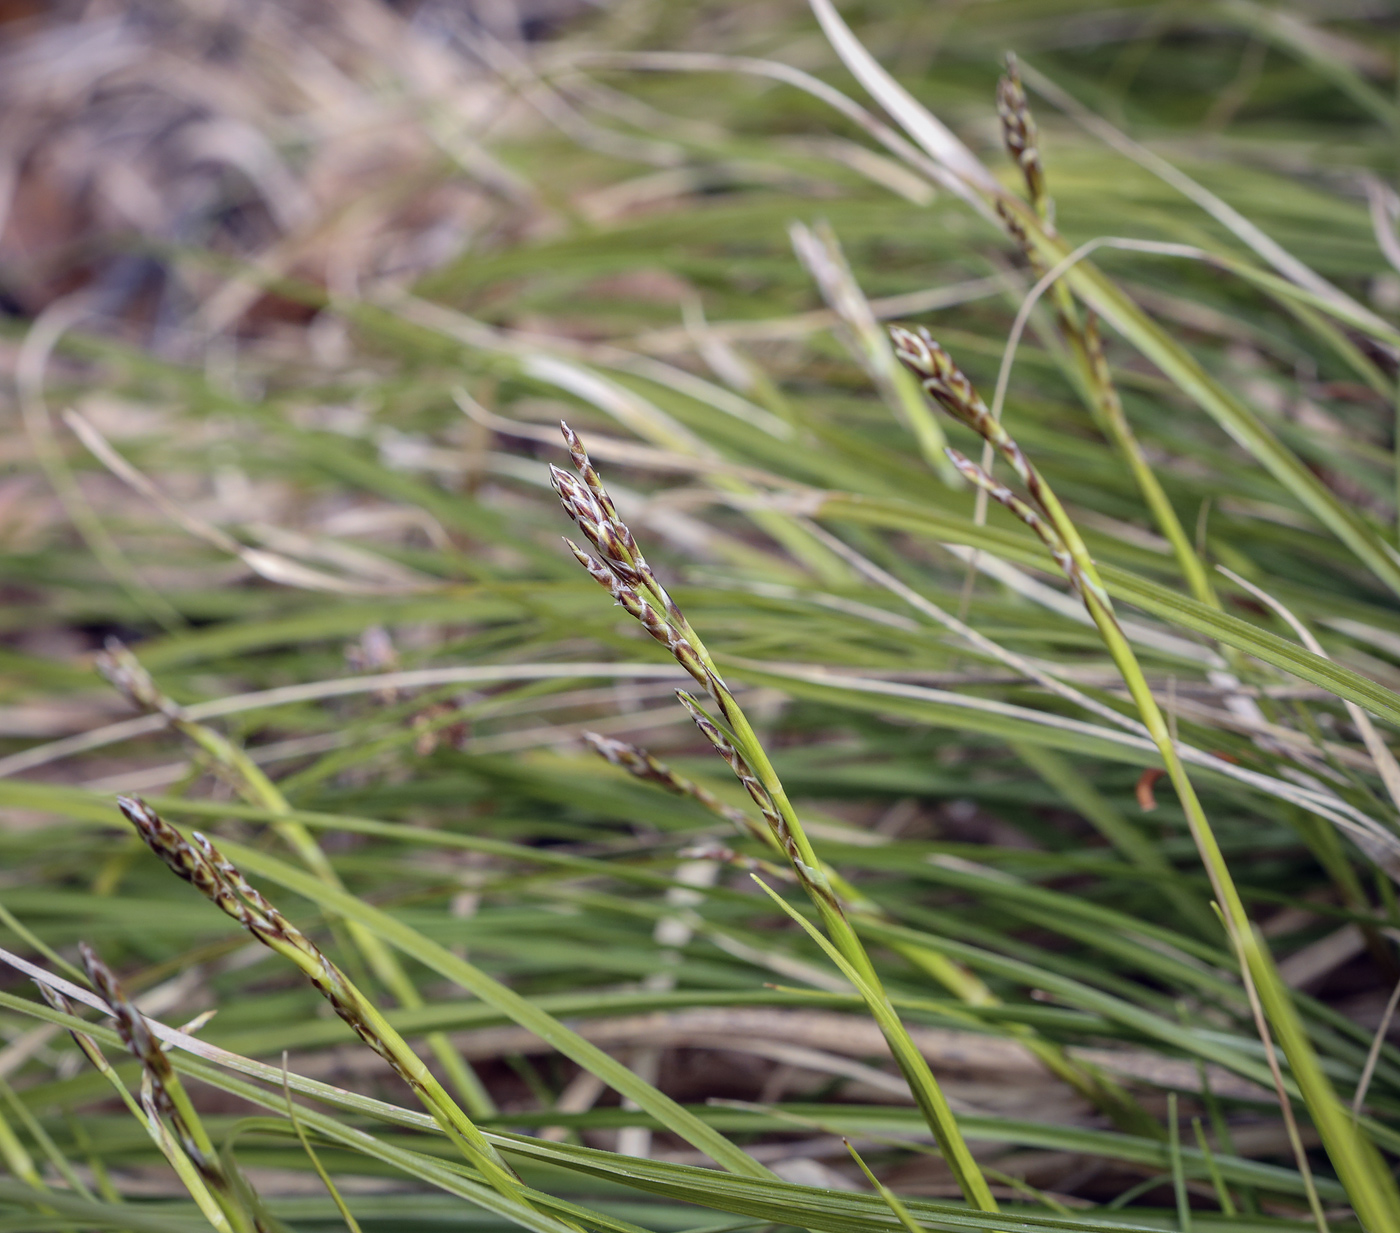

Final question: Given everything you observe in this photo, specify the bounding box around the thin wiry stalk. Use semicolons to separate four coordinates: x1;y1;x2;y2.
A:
1223;913;1330;1233
553;422;999;1212
891;323;1400;1233
845;1139;923;1233
1212;563;1400;957
1218;565;1400;816
1354;977;1400;1118
1191;1116;1238;1216
1078;312;1216;609
282;1052;365;1233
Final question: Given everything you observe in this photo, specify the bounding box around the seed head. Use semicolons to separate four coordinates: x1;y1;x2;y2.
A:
996;54;1047;215
585;731;763;839
553;422;688;634
96;638;179;718
80;943;171;1092
584;732;669;784
550;465;603;526
890;324;1030;485
945;448;1079;590
121;797;298;948
195;832;297;938
560;421;620;525
889;325;991;430
569;540;708;685
677;691;786;841
550;453;637;575
119;796;213;889
675;690;728;756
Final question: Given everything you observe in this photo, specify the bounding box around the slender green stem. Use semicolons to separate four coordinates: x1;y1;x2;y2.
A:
753;878;998;1212
1191;1118;1236;1216
1026;457;1400;1233
1076;317;1215;607
1167;1093;1191;1233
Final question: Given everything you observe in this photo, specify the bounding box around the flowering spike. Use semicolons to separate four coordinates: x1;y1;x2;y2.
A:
676;691;790;854
584;731;764;839
553;423;689;633
79;943;170;1095
96;639;180;719
560;421;619;524
996;53;1048;219
891;324;1043;500
889;325;995;436
569;541;708;685
945;448;1083;593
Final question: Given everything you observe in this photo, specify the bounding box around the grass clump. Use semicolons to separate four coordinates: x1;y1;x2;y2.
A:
3;2;1400;1231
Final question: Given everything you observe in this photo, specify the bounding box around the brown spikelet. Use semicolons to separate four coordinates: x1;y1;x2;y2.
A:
119;796;216;891
194;832;301;941
583;731;676;788
567;540;708;685
96;638;180;719
888;325;995;434
584;731;765;839
78;943;219;1175
552;458;638;578
114;802;526;1198
123;799;288;951
890;324;1049;502
553;422;695;650
121;798;401;1066
893;328;1114;617
676;692;789;846
944;449;1082;592
549;465;601;525
560;421;620;526
79;943;172;1097
996;53;1048;219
